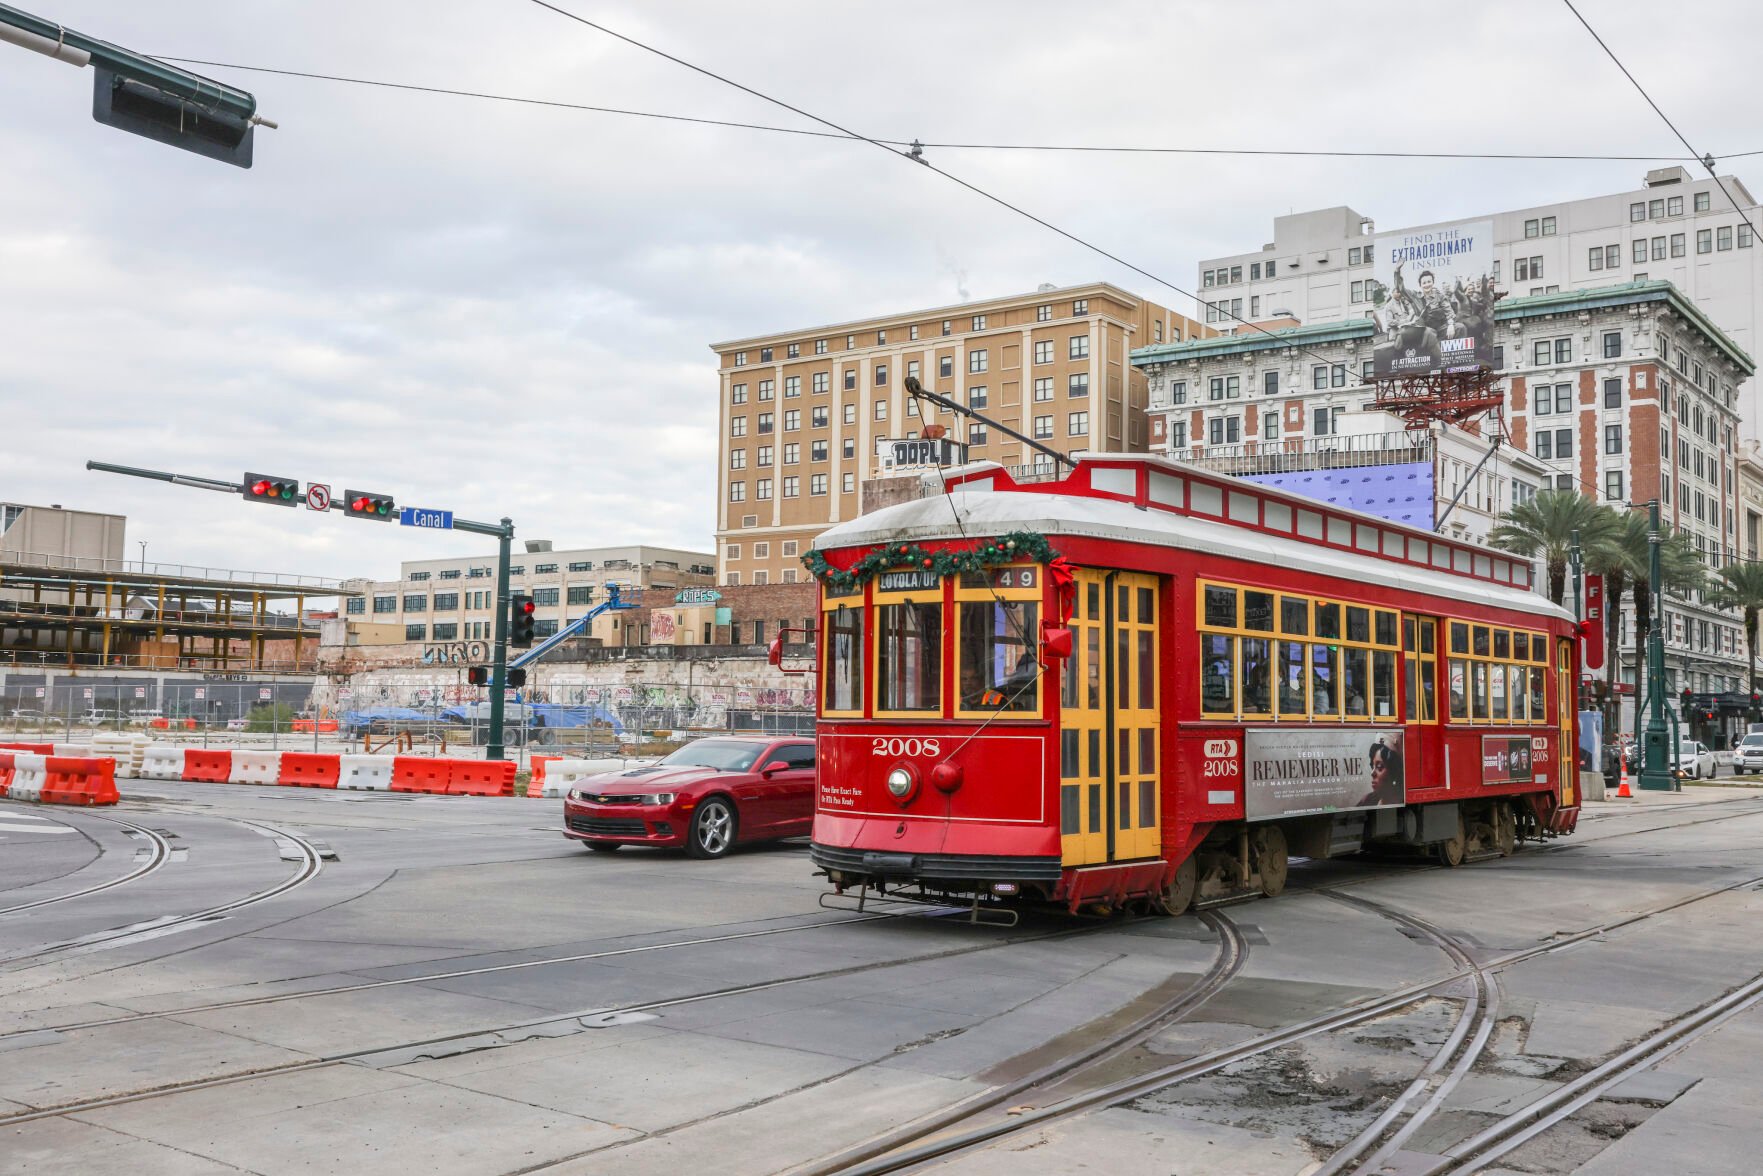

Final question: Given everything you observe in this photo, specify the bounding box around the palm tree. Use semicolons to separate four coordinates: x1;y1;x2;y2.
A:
1711;562;1763;698
1488;490;1620;606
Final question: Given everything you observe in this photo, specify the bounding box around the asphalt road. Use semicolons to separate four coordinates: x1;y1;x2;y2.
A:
3;782;1763;1175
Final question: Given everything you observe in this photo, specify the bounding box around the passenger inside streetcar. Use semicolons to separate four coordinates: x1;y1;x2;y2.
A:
958;599;1039;712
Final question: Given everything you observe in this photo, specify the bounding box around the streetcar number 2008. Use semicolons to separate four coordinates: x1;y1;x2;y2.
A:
1202;759;1239;777
872;737;941;757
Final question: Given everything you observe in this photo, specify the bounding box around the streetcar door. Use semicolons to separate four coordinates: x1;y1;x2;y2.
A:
1403;615;1441;788
1557;638;1575;806
1059;569;1161;867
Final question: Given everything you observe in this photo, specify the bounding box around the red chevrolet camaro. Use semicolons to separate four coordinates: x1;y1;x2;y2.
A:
562;735;817;858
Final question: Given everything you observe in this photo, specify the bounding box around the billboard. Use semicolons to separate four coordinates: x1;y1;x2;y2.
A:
1369;220;1497;378
1245;728;1406;820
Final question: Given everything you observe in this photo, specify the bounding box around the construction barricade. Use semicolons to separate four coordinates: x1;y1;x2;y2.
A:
528;755;561;797
390;756;450;795
7;754;48;802
229;750;283;786
278;753;341;789
0;751;13;797
91;733;151;778
536;758;627;800
0;743;54;754
140;746;188;781
447;759;516;797
182;749;233;783
338;755;392;791
40;757;120;806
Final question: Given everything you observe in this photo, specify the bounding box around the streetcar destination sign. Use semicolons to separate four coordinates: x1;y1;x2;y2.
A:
399;508;454;530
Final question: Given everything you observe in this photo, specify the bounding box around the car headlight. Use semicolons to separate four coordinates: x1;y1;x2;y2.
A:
886;767;915;800
637;793;676;806
567;788;583;802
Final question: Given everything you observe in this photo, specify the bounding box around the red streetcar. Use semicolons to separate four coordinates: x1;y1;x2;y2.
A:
801;454;1580;919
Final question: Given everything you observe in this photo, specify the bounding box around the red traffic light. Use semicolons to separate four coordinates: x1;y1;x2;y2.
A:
519;600;536;616
466;666;488;687
242;472;299;506
509;593;537;648
343;489;396;521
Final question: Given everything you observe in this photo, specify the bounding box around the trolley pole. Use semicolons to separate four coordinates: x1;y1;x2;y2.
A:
1639;499;1674;791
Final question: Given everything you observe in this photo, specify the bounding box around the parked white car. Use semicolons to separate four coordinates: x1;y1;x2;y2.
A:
1733;733;1763;775
1673;740;1717;779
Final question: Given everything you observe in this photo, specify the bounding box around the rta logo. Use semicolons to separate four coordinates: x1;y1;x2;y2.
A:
1204;739;1238;758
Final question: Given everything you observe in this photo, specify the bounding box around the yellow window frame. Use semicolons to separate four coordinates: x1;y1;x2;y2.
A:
820;581;867;718
872;576;946;719
953;563;1044;720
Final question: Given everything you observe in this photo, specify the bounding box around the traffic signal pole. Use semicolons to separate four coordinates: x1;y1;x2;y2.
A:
1639;498;1676;792
86;460;520;761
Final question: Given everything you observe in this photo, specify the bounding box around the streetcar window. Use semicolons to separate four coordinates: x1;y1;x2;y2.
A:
1473;626;1491;657
1420;622;1435;655
1342;647;1369;716
1241;638;1273;715
1450;622;1469;654
1471;662;1490;719
823;606;865;713
1510;666;1528;721
1201;634;1235;715
1346;606;1371;644
1244;591;1275;631
1491;664;1508;720
1533;636;1549;664
1421;659;1437;721
1137;631;1155;708
1086;581;1101;619
1204;585;1237;628
1529;666;1546;716
1493;630;1511;659
1086;628;1101;708
1315;601;1341;641
1061;729;1080;779
1405;659;1417;720
1138;732;1156;827
1138;587;1154;625
1311;645;1339;715
877;601;941;714
1278;641;1307;716
958;600;1039;713
1449;660;1469;719
1512;632;1529;661
1373;650;1396;717
1281;596;1310;635
1375;611;1399;646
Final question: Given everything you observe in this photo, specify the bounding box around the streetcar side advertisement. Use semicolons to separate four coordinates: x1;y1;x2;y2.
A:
1244;728;1406;820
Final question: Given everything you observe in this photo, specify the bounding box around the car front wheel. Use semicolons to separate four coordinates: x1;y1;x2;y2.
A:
686;797;737;859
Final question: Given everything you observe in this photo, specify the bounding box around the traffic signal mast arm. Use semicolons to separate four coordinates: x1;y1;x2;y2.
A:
508;586;638;670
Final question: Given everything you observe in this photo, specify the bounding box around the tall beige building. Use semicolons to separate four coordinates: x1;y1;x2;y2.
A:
710;282;1207;585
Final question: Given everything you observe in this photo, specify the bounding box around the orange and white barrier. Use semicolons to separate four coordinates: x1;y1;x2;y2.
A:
1;754;116;806
228;750;283;786
141;746;188;781
279;752;340;788
338;755;393;791
7;753;47;801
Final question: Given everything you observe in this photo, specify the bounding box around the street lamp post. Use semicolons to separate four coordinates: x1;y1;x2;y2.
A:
138;540;147;572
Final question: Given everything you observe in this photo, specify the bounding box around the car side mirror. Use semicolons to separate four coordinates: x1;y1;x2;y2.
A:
761;761;787;777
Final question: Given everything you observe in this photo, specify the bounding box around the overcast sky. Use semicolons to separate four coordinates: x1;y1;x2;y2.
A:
3;0;1757;587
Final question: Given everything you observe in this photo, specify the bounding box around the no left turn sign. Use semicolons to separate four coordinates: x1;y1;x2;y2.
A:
306;483;331;511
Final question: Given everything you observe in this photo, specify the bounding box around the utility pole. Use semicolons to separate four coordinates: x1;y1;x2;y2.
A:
1639;499;1676;791
487;519;514;762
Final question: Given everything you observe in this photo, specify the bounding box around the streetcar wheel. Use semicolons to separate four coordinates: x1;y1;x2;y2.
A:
1160;856;1198;917
1435;815;1467;867
1493;804;1516;858
686;797;737;859
1255;826;1289;898
585;842;621;853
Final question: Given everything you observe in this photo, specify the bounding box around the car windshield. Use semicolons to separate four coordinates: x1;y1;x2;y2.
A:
660;740;764;772
1677;743;1699;755
1743;736;1763;747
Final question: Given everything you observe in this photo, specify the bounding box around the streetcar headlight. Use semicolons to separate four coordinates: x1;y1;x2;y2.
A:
886;766;915;799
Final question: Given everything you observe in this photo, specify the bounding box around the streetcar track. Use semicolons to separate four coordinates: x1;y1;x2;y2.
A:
0;819;323;970
0;810;172;917
0;918;1117;1128
830;867;1763;1173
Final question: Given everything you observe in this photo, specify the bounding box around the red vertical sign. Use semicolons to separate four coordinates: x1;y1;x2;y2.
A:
1583;573;1606;670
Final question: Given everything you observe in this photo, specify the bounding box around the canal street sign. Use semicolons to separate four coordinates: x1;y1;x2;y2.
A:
399;507;454;530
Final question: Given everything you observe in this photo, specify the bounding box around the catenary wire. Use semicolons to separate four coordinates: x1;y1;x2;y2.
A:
151;57;1719;164
1558;0;1760;241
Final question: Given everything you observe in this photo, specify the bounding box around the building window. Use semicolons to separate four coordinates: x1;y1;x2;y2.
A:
1525;218;1539;238
1312;364;1328;390
1651;235;1667;261
1034;377;1054;401
1253;261;1264;278
1555;338;1573;364
1634;239;1649;264
1208;416;1241;444
757;412;773;434
1603;331;1621;358
968;386;988;409
1263;410;1279;440
1332;364;1347;388
373;595;397;613
906;360;920;382
1037;304;1052;322
811;406;828;428
1033;414;1053;439
937;356;953;379
1034;340;1052;364
729;481;745;502
1695;191;1711;212
814;338;827;355
1604;244;1620;268
1250;295;1260;318
1698;228;1713;254
1742;225;1755;248
1069;335;1090;360
531;587;559;606
873;400;887;421
1587;246;1604;271
1068;411;1089;437
1263;371;1278;396
432;622;458;640
969;349;988;373
1072;299;1088;315
1606;423;1623;454
1542;215;1556;235
969;422;987;446
1670;233;1686;258
842;472;855;493
756;478;772;500
875;363;888;386
1168;379;1187;405
811;439;828;461
1630;202;1646;222
1604;377;1622;408
756;445;772;467
843;404;856;425
783;375;799;398
346;598;366;615
567;585;595;605
783;442;799;464
432;592;458;611
1168;420;1187;447
785;343;800;359
784;410;800;431
1667;195;1683;217
810;473;828;495
841;436;854;457
782;541;798;557
758;347;773;363
1649;198;1665;219
1069;372;1091;397
972;314;986;330
1719;225;1734;250
725;572;741;586
730;417;747;437
1537;432;1553;460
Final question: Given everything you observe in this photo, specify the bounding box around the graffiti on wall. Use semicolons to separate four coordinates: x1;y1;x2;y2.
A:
422;641;491;665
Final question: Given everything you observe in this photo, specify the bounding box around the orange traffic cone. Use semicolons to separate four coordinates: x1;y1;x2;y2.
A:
1617;755;1633;799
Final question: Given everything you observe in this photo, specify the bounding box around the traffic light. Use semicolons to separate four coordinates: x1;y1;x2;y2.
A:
507;668;528;688
510;594;536;648
466;666;488;687
243;473;299;506
344;489;396;521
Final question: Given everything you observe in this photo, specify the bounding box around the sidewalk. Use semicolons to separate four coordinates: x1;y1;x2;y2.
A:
1584;781;1763;809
